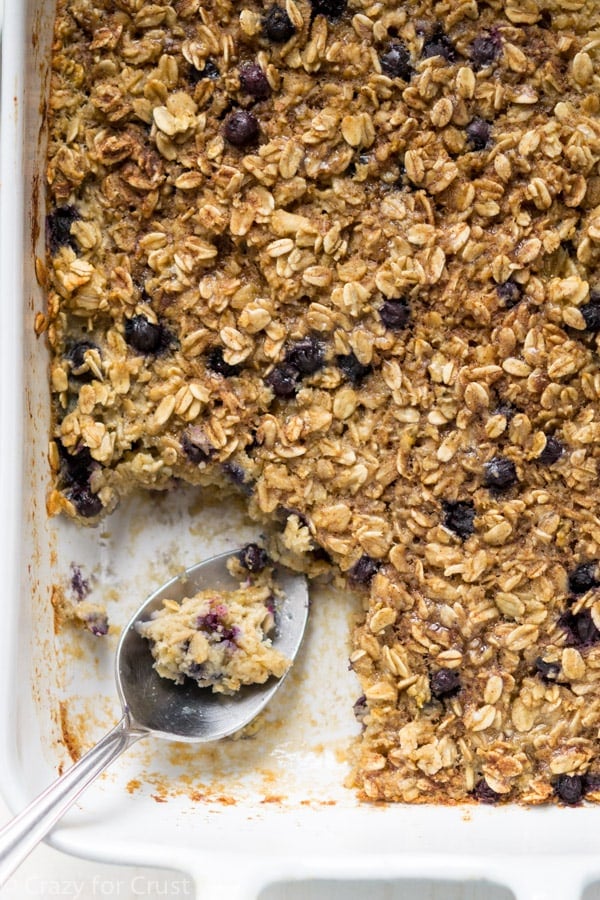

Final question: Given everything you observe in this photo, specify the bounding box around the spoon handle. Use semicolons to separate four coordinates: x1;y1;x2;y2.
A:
0;712;144;887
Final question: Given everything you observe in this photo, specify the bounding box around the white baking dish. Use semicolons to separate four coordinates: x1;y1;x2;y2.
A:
2;2;600;898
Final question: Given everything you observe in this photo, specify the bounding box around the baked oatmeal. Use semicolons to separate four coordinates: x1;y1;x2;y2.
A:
44;0;600;805
137;554;288;692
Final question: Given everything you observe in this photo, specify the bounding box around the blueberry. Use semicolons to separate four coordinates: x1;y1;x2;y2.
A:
224;110;260;147
221;625;240;644
284;337;325;375
206;346;242;377
239;62;271;99
348;555;380;585
124;315;164;354
574;609;599;644
189;59;220;84
568;561;599;594
538;9;552;28
66;340;100;381
472;779;501;804
196;610;222;633
466;117;492;151
534;656;561;682
181;431;214;464
57;441;94;487
187;661;207;678
422;27;456;63
337;352;372;385
222;461;250;489
279;505;309;528
493;402;518;421
263;5;296;42
558;609;600;647
380;41;412;80
47;205;80;254
442;500;475;540
470;32;502;69
484;456;517;490
266;364;301;398
379;299;410;329
196;610;239;644
497;280;523;308
67;485;103;518
310;0;347;19
583;772;600;793
353;694;368;724
554;774;584;805
537;436;564;465
70;564;90;601
84;611;109;636
430;667;461;699
237;542;270;572
312;544;333;564
66;340;97;370
580;302;600;332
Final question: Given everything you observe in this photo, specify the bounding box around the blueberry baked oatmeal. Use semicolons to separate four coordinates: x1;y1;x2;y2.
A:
137;553;289;692
45;0;600;804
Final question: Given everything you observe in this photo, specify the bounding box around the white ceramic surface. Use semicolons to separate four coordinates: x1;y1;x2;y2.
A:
2;3;600;899
0;788;521;900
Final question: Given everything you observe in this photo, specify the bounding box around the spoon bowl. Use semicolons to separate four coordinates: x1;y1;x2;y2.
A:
0;549;309;885
117;549;309;741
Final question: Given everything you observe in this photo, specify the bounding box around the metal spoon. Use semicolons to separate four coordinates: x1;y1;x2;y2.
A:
0;549;309;886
